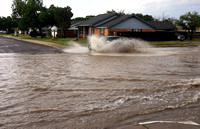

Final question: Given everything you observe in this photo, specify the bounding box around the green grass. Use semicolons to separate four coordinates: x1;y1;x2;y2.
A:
149;41;189;47
2;33;199;47
15;35;88;45
0;33;13;36
19;35;75;45
188;38;200;42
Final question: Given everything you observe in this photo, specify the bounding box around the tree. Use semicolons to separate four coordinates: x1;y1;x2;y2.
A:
54;6;73;37
106;9;125;15
0;16;17;33
176;11;200;39
12;0;73;38
106;9;116;14
135;13;154;21
12;0;44;36
72;15;95;21
12;0;26;19
38;5;57;27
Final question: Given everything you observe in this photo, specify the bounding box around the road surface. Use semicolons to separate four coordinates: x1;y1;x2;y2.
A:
0;36;62;53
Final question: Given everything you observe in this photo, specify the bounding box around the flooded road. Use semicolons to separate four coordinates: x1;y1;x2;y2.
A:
0;41;200;128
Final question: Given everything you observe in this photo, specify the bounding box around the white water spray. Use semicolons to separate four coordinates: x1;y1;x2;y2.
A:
63;42;89;53
88;35;152;53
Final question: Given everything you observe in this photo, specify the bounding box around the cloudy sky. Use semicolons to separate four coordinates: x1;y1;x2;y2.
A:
0;0;199;19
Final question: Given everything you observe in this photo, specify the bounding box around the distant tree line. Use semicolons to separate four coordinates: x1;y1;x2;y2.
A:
0;16;17;33
0;4;200;39
12;0;73;37
106;9;154;21
72;15;95;21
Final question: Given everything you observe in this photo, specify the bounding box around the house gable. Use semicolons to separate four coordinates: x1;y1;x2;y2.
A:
110;17;154;30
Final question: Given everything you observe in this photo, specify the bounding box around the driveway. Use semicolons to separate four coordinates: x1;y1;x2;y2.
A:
0;36;62;53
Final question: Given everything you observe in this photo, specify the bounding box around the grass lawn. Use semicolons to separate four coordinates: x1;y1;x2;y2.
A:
16;35;88;45
188;38;200;42
1;33;199;47
16;35;198;47
19;35;75;45
149;40;191;47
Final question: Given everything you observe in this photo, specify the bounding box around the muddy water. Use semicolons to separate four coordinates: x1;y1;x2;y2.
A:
0;46;200;129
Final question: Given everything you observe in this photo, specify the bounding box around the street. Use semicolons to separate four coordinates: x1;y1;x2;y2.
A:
0;36;62;53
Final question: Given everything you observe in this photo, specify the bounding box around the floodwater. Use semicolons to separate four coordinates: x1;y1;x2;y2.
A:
0;39;200;129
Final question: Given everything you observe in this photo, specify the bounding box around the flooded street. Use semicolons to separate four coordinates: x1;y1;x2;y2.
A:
0;42;200;128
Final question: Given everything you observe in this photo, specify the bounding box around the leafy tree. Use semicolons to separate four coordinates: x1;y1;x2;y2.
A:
0;16;17;33
46;5;57;26
72;17;86;21
135;13;154;21
12;0;44;36
106;9;125;15
85;15;95;19
12;0;26;19
54;6;73;37
38;5;57;27
106;9;116;14
176;11;200;39
72;15;95;21
12;0;73;38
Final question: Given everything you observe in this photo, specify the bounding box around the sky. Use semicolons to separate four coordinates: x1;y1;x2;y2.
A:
0;0;200;19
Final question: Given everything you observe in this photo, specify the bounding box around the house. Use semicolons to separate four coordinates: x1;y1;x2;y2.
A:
50;20;84;37
77;13;177;41
66;20;85;37
77;13;119;38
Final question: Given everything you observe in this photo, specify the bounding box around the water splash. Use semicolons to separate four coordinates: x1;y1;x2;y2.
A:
139;121;200;126
63;42;89;53
88;35;152;53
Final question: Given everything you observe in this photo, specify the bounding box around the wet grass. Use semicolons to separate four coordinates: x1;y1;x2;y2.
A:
149;41;191;47
19;35;75;45
11;34;88;45
1;33;198;47
188;38;200;42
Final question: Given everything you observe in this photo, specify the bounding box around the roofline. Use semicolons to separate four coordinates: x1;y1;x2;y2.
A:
93;14;119;27
107;15;131;28
131;14;156;29
78;13;119;27
102;14;156;29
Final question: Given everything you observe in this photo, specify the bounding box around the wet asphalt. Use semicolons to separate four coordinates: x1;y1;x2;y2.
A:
0;36;62;54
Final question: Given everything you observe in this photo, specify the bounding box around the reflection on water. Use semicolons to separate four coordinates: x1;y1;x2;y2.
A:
0;46;200;129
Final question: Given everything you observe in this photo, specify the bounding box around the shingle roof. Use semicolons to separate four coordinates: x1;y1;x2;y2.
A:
78;13;118;26
71;20;83;25
98;14;155;29
69;20;85;30
77;13;176;31
147;21;176;30
98;15;131;28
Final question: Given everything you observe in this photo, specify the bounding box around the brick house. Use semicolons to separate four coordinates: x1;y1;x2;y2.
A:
77;13;177;40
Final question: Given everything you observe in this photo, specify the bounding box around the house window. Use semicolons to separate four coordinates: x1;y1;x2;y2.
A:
101;28;105;36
